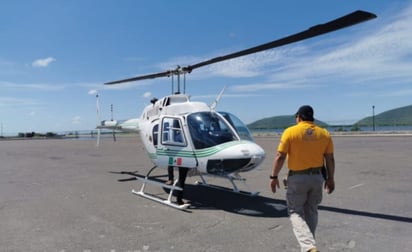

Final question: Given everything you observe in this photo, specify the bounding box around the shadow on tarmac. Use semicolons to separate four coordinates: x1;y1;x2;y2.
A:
183;184;289;218
109;170;288;217
185;185;412;223
318;205;412;223
110;170;412;223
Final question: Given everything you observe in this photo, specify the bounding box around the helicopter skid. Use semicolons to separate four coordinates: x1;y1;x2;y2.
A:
132;176;190;210
195;174;259;197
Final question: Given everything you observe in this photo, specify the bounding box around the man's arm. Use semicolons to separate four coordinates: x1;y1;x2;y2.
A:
324;153;335;194
270;151;287;193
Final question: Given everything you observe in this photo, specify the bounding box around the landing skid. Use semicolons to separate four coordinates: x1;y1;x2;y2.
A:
132;166;190;210
131;167;258;210
195;173;259;196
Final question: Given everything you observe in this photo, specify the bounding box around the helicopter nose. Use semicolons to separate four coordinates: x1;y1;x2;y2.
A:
240;143;266;172
205;142;266;175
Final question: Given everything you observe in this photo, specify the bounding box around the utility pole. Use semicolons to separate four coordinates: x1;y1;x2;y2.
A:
111;104;114;121
111;104;116;142
372;105;375;131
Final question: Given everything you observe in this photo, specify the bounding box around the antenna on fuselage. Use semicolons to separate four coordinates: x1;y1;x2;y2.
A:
211;86;226;111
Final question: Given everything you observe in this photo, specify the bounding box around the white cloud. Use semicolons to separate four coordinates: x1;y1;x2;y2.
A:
88;89;98;95
0;97;41;107
103;81;150;90
143;92;152;98
230;81;310;93
1;81;65;91
225;5;412;94
32;57;56;67
378;88;412;97
72;116;81;125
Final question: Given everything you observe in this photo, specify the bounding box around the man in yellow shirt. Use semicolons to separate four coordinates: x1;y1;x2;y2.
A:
270;105;335;252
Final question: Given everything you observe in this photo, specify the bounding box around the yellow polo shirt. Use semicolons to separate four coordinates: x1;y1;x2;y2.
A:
277;121;334;171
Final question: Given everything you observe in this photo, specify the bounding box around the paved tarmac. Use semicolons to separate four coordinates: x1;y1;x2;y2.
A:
1;135;411;252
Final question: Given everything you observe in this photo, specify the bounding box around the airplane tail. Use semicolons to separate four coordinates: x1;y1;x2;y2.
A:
96;118;141;146
94;93;140;146
98;118;141;132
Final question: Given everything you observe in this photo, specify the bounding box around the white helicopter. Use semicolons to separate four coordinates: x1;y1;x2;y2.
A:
97;10;376;210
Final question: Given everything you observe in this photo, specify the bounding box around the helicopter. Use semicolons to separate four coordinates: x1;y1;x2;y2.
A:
97;10;376;210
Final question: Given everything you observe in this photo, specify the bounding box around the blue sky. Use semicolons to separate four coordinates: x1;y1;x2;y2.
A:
1;0;412;134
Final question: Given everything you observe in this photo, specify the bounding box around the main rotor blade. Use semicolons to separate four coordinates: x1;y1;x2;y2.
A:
105;10;376;85
105;70;174;85
183;10;376;72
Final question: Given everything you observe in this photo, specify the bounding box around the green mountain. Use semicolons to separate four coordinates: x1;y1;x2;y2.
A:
247;104;412;129
248;115;328;130
355;104;412;126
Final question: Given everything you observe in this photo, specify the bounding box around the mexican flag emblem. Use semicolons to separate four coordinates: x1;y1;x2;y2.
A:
168;157;182;166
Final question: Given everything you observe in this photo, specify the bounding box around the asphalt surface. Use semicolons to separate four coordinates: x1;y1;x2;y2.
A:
1;135;411;252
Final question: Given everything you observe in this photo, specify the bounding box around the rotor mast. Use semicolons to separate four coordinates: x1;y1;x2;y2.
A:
171;66;188;94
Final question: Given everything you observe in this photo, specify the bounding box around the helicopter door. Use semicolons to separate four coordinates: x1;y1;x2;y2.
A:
156;117;197;169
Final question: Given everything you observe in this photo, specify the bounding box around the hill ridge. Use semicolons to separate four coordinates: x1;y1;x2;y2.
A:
247;104;412;129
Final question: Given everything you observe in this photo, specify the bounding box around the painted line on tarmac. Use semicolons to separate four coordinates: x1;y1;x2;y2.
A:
348;183;364;190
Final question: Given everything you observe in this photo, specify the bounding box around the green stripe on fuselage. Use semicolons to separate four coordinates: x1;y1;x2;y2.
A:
149;140;251;159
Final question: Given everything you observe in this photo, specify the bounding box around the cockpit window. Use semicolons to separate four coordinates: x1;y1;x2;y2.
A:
187;112;236;149
152;124;159;146
219;111;255;142
161;118;186;146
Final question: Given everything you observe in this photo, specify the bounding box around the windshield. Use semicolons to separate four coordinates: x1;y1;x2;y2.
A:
187;112;237;149
218;111;255;142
